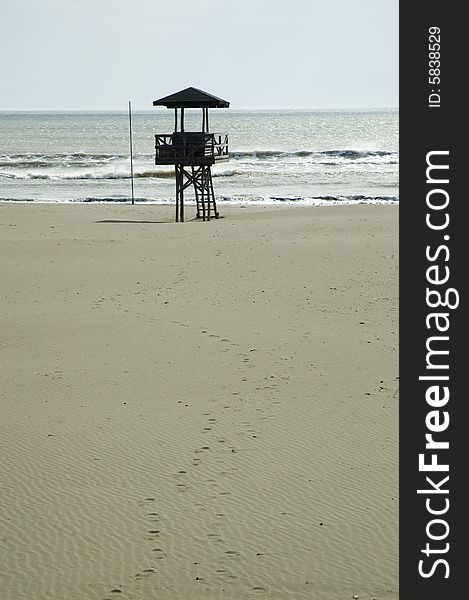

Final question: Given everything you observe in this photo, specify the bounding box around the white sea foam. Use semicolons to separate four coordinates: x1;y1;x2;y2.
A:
1;194;399;206
0;147;397;182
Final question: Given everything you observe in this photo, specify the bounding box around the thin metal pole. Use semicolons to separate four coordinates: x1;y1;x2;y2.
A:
128;100;135;205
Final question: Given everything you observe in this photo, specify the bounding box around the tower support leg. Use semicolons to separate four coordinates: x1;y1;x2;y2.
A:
192;166;201;219
180;178;184;222
205;167;210;221
200;167;206;221
207;167;219;219
173;163;220;222
175;165;185;222
175;165;180;222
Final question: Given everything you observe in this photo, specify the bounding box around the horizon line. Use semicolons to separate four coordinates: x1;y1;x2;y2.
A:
1;106;399;113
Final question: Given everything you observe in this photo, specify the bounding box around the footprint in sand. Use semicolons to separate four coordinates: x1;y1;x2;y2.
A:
135;571;150;579
137;498;156;508
152;548;165;559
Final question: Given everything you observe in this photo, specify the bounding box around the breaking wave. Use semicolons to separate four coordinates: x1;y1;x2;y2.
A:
1;168;249;181
0;152;128;167
0;148;398;168
0;169;174;181
0;146;398;183
231;149;398;160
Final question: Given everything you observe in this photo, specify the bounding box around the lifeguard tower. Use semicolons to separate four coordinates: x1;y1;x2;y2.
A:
153;87;230;222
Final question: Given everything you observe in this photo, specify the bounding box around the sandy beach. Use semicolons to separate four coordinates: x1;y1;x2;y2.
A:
0;203;398;600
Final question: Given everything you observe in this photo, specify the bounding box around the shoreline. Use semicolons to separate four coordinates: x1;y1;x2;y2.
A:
0;198;399;207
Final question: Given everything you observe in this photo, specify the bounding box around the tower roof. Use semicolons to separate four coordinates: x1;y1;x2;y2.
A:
153;87;230;109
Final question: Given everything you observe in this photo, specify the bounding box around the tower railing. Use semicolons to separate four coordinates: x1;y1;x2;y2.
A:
155;132;229;165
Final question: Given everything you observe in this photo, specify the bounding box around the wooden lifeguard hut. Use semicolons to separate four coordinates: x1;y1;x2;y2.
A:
153;87;229;222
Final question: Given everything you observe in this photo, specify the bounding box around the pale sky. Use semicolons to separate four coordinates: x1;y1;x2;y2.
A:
1;0;398;111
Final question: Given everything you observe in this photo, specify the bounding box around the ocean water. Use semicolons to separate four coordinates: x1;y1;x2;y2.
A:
0;109;398;206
